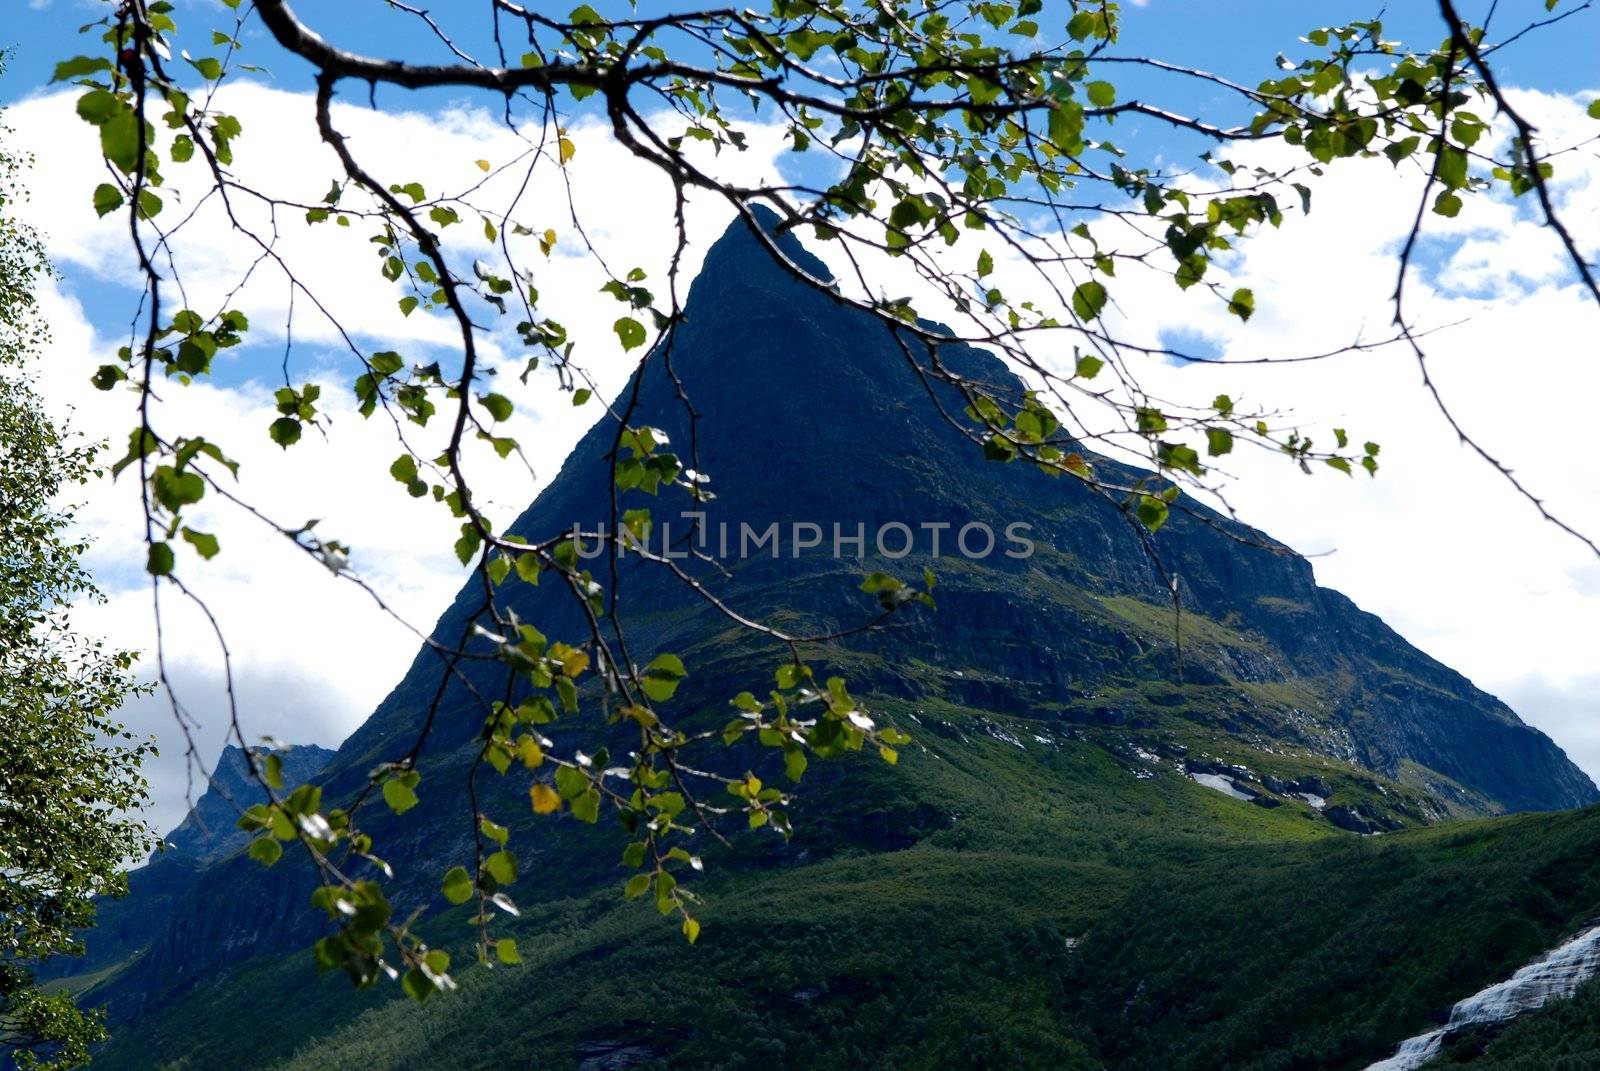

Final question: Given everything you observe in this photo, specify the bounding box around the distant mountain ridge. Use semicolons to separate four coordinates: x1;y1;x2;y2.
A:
36;744;331;986
162;744;334;864
66;209;1598;1067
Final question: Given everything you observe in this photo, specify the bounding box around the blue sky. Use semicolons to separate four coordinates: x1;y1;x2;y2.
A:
4;0;1589;383
8;0;1594;95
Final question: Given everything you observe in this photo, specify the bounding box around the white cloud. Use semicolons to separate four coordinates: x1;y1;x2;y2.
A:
10;79;1600;833
9;83;797;832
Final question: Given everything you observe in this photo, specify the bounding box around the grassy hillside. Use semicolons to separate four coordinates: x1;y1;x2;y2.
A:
81;700;1600;1071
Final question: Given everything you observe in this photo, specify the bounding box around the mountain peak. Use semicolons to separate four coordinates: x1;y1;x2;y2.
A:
695;204;834;291
161;743;333;864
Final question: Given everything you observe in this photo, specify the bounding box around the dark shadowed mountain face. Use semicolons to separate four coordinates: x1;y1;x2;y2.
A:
337;206;1594;815
69;211;1595;1059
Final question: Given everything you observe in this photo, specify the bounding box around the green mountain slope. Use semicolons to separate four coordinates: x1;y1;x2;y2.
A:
87;705;1600;1071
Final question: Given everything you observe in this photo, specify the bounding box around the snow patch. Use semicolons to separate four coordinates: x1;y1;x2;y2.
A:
1189;772;1254;801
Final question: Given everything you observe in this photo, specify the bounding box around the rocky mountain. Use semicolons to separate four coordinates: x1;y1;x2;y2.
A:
37;744;331;985
162;744;334;865
64;210;1600;1070
330;204;1591;815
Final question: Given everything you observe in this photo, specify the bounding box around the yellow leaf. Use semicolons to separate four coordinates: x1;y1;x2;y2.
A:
558;137;575;165
623;704;658;727
550;642;589;677
530;783;562;814
682;917;701;944
879;745;899;765
474;158;491;172
516;735;544;769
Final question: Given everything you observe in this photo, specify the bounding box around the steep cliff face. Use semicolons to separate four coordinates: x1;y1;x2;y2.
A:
77;210;1594;1036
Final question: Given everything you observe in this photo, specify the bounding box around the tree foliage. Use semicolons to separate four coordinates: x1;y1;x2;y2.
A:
48;0;1600;1002
0;76;153;1069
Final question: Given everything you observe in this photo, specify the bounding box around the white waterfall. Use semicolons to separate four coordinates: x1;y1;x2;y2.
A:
1365;923;1600;1070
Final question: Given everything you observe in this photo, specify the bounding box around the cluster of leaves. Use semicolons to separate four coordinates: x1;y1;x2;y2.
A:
0;76;154;1067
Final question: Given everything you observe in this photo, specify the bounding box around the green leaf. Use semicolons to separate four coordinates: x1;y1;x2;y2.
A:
75;89;121;126
1433;191;1463;218
401;968;436;1002
571;788;600;824
382;778;418;815
390;454;418;484
495;938;521;965
1086;81;1117;107
976;249;994;278
1436;144;1469;190
92;183;124;217
1135;407;1167;434
52;56;112;83
1135;495;1170;532
1589;100;1600;120
1075;354;1104;379
1384;136;1421;166
640;652;688;702
1205;428;1234;457
188;55;223;81
555;765;589;800
613;317;646;351
514;553;541;585
1227;287;1255;322
444;858;473;902
486;850;517;885
1071;281;1108;321
573;388;592;406
268;417;301;448
480;392;513;422
92;364;126;390
248;836;282;866
181;527;220;560
148;542;175;576
99;108;142;173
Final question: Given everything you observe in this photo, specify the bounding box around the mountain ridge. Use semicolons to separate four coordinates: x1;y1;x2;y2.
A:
317;206;1592;813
